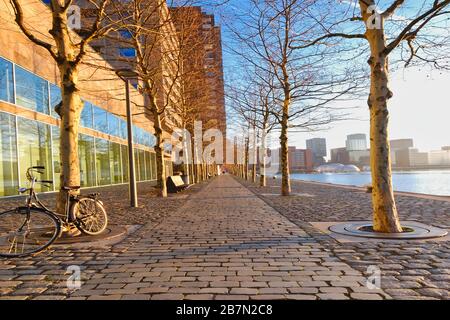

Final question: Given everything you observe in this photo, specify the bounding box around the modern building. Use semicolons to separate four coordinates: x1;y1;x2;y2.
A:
429;147;450;166
330;147;350;164
287;147;313;172
396;148;429;167
171;6;227;136
346;134;367;151
390;138;414;166
0;1;173;198
306;138;326;166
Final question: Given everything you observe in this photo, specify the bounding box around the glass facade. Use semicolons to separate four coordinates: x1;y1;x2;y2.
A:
0;57;14;104
0;56;167;198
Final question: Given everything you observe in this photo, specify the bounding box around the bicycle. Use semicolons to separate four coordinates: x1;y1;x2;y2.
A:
0;166;108;258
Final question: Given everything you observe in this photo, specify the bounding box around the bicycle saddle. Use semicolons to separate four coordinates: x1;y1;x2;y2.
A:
62;186;81;190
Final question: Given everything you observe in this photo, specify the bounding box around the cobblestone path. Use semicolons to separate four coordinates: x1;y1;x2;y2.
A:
68;175;387;300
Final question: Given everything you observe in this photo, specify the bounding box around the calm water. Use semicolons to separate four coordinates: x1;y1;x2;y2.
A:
290;170;450;196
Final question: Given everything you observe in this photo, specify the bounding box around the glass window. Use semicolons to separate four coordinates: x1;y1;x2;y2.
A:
79;134;96;187
110;142;122;184
15;66;49;114
150;152;156;180
49;84;62;118
119;118;127;140
121;144;129;183
51;126;60;191
107;113;120;137
119;30;132;39
93;105;108;133
145;151;152;181
17;117;52;192
0;57;14;103
138;149;146;181
119;48;136;57
133;148;140;181
95;138;111;186
0;112;18;196
81;101;93;128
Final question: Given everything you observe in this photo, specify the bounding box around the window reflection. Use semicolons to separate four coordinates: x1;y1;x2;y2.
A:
0;57;14;103
95;138;111;186
79;134;96;187
0;113;18;196
15;66;49;114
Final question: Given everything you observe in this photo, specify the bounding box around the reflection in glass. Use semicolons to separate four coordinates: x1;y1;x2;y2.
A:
81;101;93;128
15;66;49;114
51;126;60;190
95;138;111;186
79;134;96;187
110;142;122;184
0;112;18;196
150;152;156;180
17;117;52;192
0;57;14;103
108;113;120;137
121;144;129;183
49;84;62;118
93;106;108;133
138;149;146;181
145;151;152;181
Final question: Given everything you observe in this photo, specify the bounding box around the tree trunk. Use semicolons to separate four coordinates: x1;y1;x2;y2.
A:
244;137;249;180
260;127;267;187
362;2;402;233
153;110;167;197
252;127;257;183
280;98;291;196
56;64;82;213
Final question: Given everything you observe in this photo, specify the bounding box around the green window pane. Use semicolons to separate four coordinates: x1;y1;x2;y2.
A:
138;149;145;181
0;57;14;103
121;144;129;183
110;142;122;184
145;151;151;181
15;66;49;114
0;112;18;196
95;138;111;186
79;134;96;187
134;148;140;181
51;126;60;190
150;152;156;180
17;117;52;192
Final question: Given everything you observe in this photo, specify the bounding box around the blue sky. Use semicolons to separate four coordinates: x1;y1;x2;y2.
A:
213;0;450;157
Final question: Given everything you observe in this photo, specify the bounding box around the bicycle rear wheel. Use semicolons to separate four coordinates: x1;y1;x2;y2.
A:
71;198;108;236
0;208;60;258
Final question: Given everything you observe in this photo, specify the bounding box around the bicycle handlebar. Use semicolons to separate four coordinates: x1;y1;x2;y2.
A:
39;180;54;184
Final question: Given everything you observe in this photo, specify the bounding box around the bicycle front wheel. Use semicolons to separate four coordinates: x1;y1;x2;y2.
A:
71;198;108;236
0;208;60;258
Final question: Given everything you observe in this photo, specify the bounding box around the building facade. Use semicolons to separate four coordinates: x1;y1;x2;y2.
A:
306;138;326;166
0;1;173;198
287;147;313;172
171;6;227;137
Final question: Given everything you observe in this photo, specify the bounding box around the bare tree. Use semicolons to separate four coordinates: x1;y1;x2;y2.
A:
226;0;361;196
294;0;450;232
9;0;113;212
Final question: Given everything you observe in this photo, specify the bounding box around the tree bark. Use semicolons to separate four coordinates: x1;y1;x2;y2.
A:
280;96;291;196
153;109;167;197
361;1;402;233
56;64;82;213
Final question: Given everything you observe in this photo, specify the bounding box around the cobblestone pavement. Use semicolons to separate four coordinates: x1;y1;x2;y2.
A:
1;175;388;300
239;177;450;300
0;181;206;300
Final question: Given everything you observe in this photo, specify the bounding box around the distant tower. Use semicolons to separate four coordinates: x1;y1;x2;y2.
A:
346;134;367;151
306;138;327;166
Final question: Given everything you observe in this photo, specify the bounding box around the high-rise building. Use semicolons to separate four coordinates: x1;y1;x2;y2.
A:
330;148;350;164
287;147;313;172
171;6;227;137
306;138;326;166
346;134;367;151
390;139;414;166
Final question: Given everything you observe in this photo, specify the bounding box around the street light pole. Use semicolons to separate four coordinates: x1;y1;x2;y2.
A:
117;69;138;208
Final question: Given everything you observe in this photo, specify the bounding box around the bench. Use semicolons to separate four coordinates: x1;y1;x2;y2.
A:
166;175;191;193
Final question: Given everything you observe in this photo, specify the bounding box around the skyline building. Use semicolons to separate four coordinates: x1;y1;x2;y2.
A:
306;138;327;166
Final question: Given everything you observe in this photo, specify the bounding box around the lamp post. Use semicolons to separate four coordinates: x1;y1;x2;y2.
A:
116;69;138;207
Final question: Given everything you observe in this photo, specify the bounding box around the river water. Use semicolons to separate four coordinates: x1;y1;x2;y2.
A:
290;170;450;196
